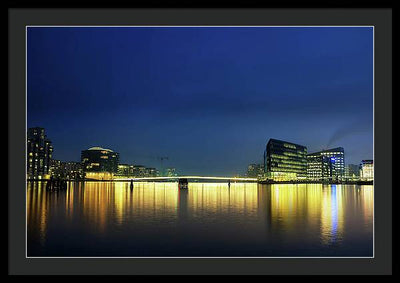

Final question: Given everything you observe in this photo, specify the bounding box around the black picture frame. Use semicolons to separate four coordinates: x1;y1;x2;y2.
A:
8;4;393;276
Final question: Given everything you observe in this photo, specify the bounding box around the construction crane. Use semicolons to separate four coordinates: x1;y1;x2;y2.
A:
157;156;169;176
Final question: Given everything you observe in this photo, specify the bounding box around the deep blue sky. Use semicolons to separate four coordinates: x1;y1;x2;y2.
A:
27;27;373;176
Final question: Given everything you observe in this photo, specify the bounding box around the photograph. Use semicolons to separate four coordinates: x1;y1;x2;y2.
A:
26;26;374;258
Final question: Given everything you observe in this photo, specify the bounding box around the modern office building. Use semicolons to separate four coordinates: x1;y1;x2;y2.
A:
81;147;119;179
307;155;333;182
247;164;264;178
345;164;361;181
27;127;53;179
360;160;373;181
264;139;308;181
307;147;345;181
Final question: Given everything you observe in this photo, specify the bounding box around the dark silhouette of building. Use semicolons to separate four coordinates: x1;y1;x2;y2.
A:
345;164;360;181
146;167;159;177
247;164;264;178
165;167;177;177
27;127;53;179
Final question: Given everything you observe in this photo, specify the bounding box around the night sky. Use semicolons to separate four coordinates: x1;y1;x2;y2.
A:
27;27;373;176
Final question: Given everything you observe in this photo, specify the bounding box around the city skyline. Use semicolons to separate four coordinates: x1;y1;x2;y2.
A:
27;27;373;176
27;126;371;180
26;127;370;170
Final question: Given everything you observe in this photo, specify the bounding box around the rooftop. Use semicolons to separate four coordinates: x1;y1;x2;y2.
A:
87;146;114;152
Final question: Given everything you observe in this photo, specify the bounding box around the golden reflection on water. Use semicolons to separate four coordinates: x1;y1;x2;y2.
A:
27;182;373;251
269;184;327;238
27;182;49;246
269;184;345;244
361;185;373;223
188;183;258;216
320;185;344;245
80;182;180;230
126;182;179;221
264;184;373;245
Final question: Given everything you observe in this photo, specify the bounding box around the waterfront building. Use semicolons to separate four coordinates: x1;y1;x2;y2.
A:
307;147;345;181
165;167;177;177
51;159;85;180
27;127;53;179
130;165;159;177
131;165;147;177
360;160;373;181
345;164;361;181
247;164;264;178
264;139;308;181
307;155;333;182
81;147;119;180
117;164;131;177
146;167;159;177
63;161;84;180
50;159;63;178
129;165;135;176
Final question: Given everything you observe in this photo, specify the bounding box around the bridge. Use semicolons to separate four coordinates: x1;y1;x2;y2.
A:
114;176;258;182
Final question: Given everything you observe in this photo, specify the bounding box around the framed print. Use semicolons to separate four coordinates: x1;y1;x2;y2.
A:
8;5;393;276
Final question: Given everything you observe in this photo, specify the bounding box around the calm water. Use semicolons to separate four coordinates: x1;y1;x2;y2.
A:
27;182;373;257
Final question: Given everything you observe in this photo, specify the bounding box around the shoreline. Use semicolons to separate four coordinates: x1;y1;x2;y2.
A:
26;179;373;185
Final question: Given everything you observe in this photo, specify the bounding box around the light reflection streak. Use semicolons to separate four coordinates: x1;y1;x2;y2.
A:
188;183;258;216
320;185;344;245
27;182;373;255
269;184;345;245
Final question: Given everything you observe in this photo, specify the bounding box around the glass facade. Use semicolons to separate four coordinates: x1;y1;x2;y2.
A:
307;155;333;182
264;139;308;181
307;147;345;181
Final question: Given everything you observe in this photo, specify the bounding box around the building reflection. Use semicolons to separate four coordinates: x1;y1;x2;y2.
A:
320;185;344;245
358;184;374;230
78;182;180;231
266;184;345;246
361;185;373;223
27;181;373;253
27;181;50;246
188;183;259;216
80;182;116;232
127;182;179;220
